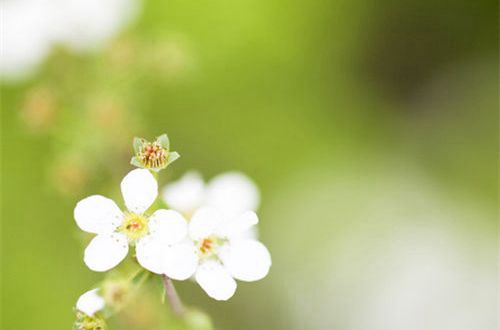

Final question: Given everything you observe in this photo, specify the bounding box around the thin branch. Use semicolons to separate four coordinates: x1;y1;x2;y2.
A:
162;274;185;317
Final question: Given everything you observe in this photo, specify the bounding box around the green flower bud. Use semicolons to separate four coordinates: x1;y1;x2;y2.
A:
102;279;131;310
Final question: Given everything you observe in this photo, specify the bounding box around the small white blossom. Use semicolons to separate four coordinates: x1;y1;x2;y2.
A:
76;289;105;316
164;207;272;300
74;169;187;273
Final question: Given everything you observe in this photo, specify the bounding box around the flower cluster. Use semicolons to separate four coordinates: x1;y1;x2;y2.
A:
73;134;271;328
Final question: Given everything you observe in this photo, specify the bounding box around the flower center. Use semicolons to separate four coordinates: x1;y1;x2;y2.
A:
139;142;168;169
119;213;149;241
199;238;214;254
197;236;226;258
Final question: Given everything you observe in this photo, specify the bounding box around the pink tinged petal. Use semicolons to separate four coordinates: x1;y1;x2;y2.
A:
74;195;123;234
189;207;223;241
163;242;199;280
76;289;105;316
84;233;129;272
222;239;271;282
161;171;206;214
136;235;168;274
195;260;237;301
217;211;259;239
148;209;188;244
206;172;260;216
120;169;158;214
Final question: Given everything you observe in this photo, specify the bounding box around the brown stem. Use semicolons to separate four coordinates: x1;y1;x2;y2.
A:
162;274;185;317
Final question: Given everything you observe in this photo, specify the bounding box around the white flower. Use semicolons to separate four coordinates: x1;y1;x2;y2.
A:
76;289;105;316
74;169;188;273
162;171;260;237
166;207;271;301
161;171;206;213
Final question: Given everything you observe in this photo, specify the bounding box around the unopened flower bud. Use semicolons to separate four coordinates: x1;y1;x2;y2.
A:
102;279;131;310
74;289;107;330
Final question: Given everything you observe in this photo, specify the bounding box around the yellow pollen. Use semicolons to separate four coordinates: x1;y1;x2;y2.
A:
120;213;149;241
199;238;213;254
139;142;168;169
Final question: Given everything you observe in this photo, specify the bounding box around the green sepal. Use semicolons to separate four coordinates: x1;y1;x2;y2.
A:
156;134;170;150
130;157;143;168
130;269;150;286
166;151;180;165
161;283;167;304
148;166;164;173
133;137;143;154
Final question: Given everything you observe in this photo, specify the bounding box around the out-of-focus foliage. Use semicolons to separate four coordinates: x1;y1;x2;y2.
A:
1;0;497;329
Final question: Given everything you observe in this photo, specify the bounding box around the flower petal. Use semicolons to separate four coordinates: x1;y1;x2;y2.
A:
161;171;205;214
221;239;271;282
148;209;188;244
136;234;168;274
76;289;105;316
195;260;236;301
217;211;259;239
74;195;123;234
121;169;158;213
84;233;129;272
163;242;199;280
206;172;260;216
189;207;223;241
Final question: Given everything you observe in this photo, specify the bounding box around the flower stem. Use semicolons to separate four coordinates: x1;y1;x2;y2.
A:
162;275;185;317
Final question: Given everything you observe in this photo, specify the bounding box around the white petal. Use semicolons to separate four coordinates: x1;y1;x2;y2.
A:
163;242;199;280
217;211;259;239
240;226;259;240
206;172;260;216
84;233;129;272
221;239;271;282
161;171;206;214
148;209;188;244
121;169;158;213
189;207;223;241
74;195;123;234
76;289;105;316
136;234;168;274
195;260;236;301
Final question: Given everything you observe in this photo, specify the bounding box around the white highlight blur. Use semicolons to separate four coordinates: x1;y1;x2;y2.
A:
0;0;139;81
270;164;497;330
351;228;496;330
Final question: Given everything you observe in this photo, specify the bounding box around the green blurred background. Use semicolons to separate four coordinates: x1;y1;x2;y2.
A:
1;0;498;329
